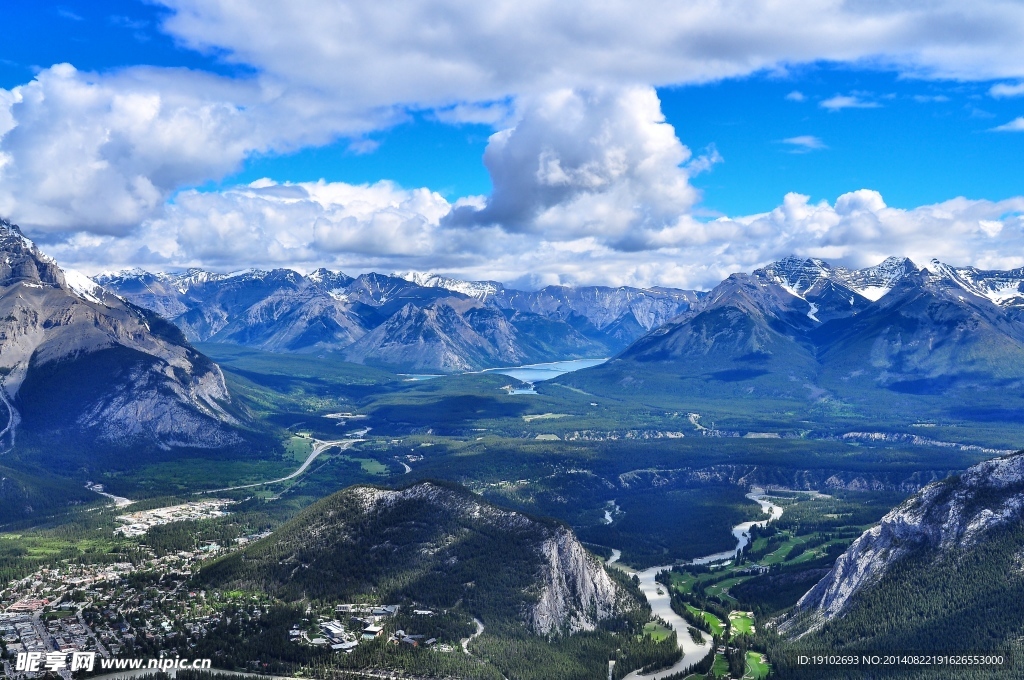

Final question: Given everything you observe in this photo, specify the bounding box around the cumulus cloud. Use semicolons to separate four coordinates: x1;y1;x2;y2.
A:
447;86;718;248
785;91;806;102
0;64;406;234
991;116;1024;131
19;79;1024;290
0;65;260;233
5;1;1024;234
4;0;1024;278
990;82;1024;97
37;179;1024;292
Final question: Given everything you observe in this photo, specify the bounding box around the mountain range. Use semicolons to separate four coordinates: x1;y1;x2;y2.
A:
94;255;1024;384
8;212;1024;457
95;267;701;372
565;255;1024;406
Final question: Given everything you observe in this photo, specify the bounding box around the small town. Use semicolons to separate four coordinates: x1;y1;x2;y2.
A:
0;507;452;680
0;528;265;679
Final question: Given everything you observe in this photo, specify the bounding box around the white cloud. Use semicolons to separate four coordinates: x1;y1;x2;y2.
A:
990;82;1024;98
447;86;719;248
156;0;1024;109
57;8;83;21
21;82;1024;290
431;101;514;127
40;180;1024;292
820;94;880;111
785;91;806;102
4;1;1024;235
991;117;1024;131
782;135;827;152
0;64;404;234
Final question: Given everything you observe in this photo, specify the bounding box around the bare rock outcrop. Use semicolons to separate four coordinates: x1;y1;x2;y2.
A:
0;219;240;450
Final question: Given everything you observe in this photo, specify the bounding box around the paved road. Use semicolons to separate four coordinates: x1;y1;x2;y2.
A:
460;618;484;655
198;437;365;493
0;384;15;451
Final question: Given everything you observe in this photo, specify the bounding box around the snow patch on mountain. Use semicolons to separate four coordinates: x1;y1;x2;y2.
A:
396;271;501;300
60;268;106;304
925;259;1024;307
833;256;918;300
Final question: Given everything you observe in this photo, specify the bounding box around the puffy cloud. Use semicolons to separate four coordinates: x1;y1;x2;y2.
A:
0;65;258;233
0;64;403;234
5;1;1024;234
157;0;1024;109
38;180;1024;292
447;86;718;248
990;82;1024;97
707;191;1024;276
5;0;1024;279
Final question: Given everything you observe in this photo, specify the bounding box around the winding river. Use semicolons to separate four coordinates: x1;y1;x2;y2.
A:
613;489;784;680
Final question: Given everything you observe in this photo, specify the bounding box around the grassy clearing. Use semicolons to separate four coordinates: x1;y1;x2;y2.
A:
712;653;730;677
642;621;673;642
686;603;724;636
42;610;75;621
729;611;754;636
669;570;697;593
339;456;389;475
284;435;314;463
744;651;770;679
705;576;743;601
0;533;114;558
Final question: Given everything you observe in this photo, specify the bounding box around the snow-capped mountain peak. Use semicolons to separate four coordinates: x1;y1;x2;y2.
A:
925;258;1024;307
395;271;502;300
835;256;918;301
60;268;107;304
758;256;833;296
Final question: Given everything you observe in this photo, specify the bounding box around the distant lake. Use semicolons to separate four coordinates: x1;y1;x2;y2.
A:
482;358;608;384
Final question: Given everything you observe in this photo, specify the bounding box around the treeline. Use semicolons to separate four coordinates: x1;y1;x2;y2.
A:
470;625;680;680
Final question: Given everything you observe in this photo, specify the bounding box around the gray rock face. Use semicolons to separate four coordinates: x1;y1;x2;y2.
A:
790;451;1024;630
342;301;528;372
0;219;239;450
531;527;623;634
98;267;702;371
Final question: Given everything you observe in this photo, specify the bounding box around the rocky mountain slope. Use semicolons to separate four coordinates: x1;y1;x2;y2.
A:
0;219;242;454
781;451;1024;647
96;268;700;372
200;481;633;635
85;255;1024;380
570;256;1024;403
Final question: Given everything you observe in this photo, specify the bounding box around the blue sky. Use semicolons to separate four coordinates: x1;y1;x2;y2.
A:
2;1;1024;287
